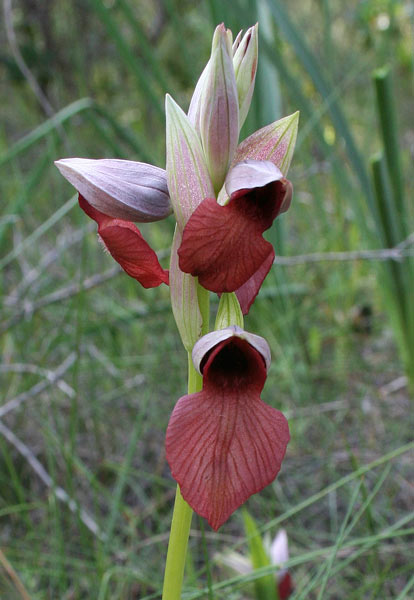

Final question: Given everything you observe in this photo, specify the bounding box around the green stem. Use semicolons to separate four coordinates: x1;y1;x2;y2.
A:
162;284;209;600
161;483;193;600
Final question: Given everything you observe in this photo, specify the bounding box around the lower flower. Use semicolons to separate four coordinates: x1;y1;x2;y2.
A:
165;326;290;530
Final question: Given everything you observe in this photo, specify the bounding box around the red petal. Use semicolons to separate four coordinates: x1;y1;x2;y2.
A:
79;195;169;288
166;337;289;530
178;180;286;293
235;249;275;315
278;571;293;599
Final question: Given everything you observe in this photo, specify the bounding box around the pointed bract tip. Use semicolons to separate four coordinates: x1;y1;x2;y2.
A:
212;23;233;58
232;110;299;175
290;110;300;123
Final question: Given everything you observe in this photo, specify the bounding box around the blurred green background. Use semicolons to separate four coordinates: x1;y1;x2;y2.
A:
1;0;413;598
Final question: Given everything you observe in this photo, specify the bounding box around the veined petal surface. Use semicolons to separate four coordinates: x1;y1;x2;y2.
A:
55;158;171;222
234;112;299;175
79;195;168;288
166;336;289;530
178;177;291;294
165;94;214;229
199;23;239;193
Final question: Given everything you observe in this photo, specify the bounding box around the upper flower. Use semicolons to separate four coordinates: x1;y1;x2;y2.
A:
165;326;290;530
177;159;292;313
56;23;298;315
194;23;239;194
54;158;171;288
166;22;298;313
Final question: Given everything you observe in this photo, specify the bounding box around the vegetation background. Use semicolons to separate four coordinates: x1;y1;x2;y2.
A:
1;0;413;598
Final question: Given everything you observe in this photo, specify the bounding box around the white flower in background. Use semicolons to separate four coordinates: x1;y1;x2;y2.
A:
216;529;293;599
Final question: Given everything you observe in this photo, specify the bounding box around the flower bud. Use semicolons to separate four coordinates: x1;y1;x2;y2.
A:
199;23;239;194
214;293;244;331
233;24;258;129
55;158;171;222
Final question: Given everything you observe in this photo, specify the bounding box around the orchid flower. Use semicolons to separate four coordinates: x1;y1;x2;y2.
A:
55;158;171;288
177;158;292;313
55;23;298;540
166;326;289;530
173;23;297;314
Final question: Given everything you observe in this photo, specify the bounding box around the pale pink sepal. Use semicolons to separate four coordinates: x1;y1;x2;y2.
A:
270;529;289;566
55;158;171;222
225;159;283;197
234;111;299;176
199;23;239;193
165;94;214;229
192;325;271;375
226;159;293;217
233;24;258;129
169;226;202;352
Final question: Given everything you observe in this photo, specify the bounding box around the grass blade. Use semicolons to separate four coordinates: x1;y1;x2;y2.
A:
0;98;93;167
87;0;163;119
0;195;77;271
373;66;406;236
264;0;375;214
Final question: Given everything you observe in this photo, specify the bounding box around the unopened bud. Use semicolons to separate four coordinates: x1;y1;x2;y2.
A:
199;23;239;194
233;24;258;129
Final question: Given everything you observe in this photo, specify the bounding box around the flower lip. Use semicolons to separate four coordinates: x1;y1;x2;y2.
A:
166;329;289;530
55;158;172;223
177;166;291;297
78;194;169;288
234;249;275;315
192;325;271;375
